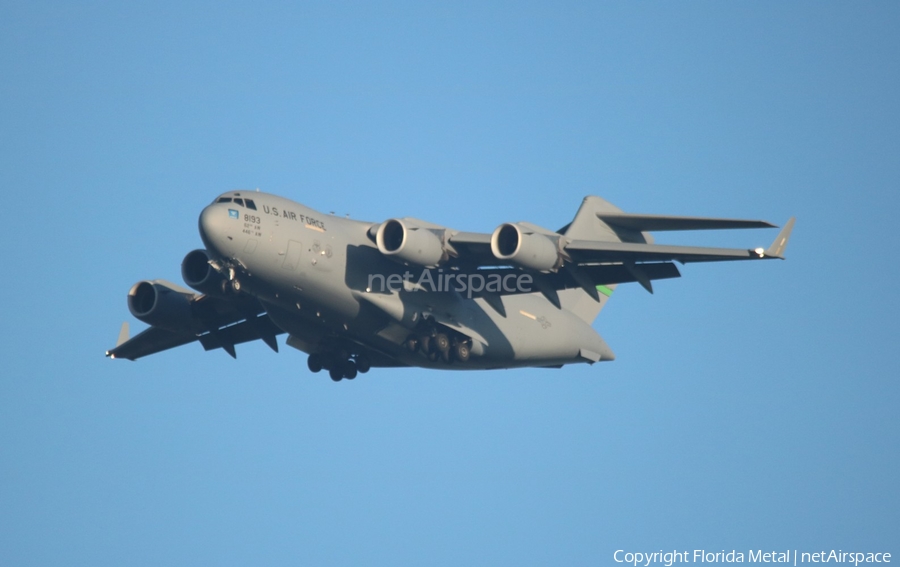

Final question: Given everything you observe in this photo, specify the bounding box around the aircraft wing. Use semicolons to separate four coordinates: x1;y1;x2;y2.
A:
445;217;794;297
106;294;285;361
107;325;198;361
450;217;793;263
567;216;795;263
447;231;494;264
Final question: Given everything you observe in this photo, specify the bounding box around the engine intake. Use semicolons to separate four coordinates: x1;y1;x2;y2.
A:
376;219;446;267
181;249;225;295
491;223;562;272
128;280;195;332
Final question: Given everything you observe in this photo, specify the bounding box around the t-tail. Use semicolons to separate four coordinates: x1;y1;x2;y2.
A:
557;196;793;324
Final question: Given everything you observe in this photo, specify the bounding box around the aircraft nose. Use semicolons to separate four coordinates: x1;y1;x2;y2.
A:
198;204;227;254
198;205;214;242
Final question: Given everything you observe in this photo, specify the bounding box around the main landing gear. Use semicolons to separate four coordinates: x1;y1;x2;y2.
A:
404;328;471;364
307;352;371;382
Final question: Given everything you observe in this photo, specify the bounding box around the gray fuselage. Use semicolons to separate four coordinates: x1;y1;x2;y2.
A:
198;190;613;370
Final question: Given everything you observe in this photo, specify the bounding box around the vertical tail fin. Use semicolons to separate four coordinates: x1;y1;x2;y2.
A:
559;195;653;323
559;284;616;324
559;196;644;324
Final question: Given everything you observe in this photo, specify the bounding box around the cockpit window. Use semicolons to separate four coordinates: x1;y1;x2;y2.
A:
215;194;254;207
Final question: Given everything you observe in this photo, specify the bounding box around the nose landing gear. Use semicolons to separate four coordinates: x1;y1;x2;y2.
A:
220;266;243;295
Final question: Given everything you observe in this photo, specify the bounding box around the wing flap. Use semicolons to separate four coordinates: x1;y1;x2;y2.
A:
198;314;285;356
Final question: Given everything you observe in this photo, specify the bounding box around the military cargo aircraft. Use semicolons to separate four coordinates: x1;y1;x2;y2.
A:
107;190;794;381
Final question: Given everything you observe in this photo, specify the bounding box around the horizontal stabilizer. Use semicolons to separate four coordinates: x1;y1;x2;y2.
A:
596;213;776;232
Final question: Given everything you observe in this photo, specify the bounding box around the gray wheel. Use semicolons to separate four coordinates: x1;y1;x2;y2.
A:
434;333;450;352
454;342;470;362
220;278;241;295
307;354;323;373
329;367;343;381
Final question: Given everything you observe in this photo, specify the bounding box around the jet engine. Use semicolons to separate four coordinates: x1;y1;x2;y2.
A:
490;223;563;272
376;219;447;267
181;249;225;295
127;280;195;332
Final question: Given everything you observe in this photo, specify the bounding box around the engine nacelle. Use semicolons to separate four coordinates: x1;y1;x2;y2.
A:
491;223;563;272
128;280;195;332
376;219;446;267
181;249;225;295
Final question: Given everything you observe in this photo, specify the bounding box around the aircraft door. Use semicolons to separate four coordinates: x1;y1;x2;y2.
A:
282;240;303;271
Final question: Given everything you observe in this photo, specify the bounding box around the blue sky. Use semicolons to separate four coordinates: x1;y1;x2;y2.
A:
1;2;898;565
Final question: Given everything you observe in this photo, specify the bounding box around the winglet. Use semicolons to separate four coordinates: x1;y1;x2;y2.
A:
116;322;130;347
105;322;130;359
765;217;795;259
